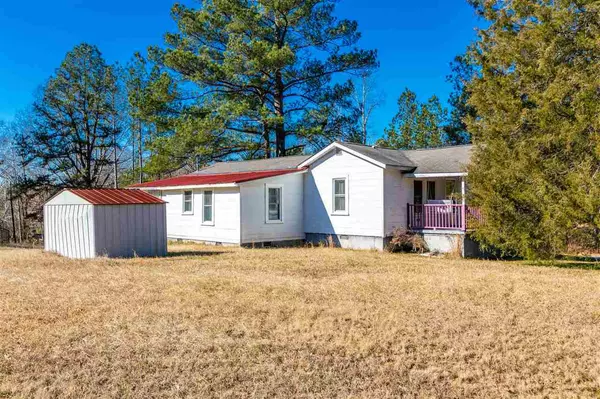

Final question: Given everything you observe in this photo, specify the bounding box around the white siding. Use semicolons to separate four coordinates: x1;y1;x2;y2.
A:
44;204;95;259
240;172;304;243
162;187;241;244
45;190;90;205
384;169;412;235
94;204;167;258
44;190;167;259
304;149;384;237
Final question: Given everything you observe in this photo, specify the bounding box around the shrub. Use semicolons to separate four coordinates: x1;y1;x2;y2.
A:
387;228;428;253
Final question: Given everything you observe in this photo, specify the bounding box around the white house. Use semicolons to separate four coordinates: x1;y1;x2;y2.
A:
131;142;477;253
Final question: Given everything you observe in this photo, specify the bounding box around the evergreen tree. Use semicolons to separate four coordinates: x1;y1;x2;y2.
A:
151;0;377;159
417;95;446;148
123;53;179;181
466;0;600;259
445;54;476;145
18;44;118;188
377;88;446;149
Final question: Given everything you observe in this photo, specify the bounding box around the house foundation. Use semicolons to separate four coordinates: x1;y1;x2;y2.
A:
305;233;385;250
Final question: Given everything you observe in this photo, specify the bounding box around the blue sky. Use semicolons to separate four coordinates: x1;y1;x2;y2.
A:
0;0;480;141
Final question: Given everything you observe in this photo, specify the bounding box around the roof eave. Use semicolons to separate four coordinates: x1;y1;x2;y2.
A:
404;172;468;178
134;183;240;191
388;165;418;172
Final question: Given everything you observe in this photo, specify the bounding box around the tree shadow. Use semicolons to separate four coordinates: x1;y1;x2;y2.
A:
524;255;600;271
167;251;227;258
550;262;600;270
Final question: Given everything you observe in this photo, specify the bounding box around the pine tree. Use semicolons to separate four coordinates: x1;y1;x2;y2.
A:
377;88;446;149
444;54;476;145
121;53;180;181
151;0;377;159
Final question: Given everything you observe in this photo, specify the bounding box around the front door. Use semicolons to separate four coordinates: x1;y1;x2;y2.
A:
414;181;423;204
413;181;423;227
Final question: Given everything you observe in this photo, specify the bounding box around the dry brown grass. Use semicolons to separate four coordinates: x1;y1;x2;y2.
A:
1;244;599;398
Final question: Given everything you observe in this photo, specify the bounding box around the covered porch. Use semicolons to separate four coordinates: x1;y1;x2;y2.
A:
404;172;482;232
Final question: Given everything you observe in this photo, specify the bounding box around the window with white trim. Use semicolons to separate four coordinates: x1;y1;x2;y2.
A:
266;184;283;223
202;190;214;225
182;190;193;214
332;178;348;214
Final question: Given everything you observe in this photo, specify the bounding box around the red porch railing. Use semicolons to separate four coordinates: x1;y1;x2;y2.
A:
407;204;483;231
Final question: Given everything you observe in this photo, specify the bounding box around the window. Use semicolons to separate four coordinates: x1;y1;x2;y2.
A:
427;181;436;201
332;178;348;214
445;180;456;200
182;190;193;214
202;190;214;225
266;185;283;223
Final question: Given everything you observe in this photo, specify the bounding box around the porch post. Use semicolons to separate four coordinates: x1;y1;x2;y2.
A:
461;177;466;231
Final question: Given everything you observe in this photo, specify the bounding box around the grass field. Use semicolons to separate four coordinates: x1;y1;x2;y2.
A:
1;243;599;398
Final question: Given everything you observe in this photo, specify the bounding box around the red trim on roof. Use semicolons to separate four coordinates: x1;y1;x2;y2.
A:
130;168;305;189
68;189;166;205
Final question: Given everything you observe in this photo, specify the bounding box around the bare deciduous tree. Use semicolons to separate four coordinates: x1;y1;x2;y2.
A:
348;71;384;145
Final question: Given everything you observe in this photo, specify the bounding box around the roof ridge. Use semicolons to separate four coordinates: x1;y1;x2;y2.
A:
340;141;473;152
130;168;305;189
71;188;146;191
206;154;309;165
190;167;303;177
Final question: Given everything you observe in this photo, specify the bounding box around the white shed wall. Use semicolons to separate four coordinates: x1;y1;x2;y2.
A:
94;204;167;257
162;188;241;244
44;204;96;259
240;172;304;243
304;149;384;237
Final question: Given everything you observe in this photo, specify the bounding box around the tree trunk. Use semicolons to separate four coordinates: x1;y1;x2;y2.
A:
8;183;16;243
274;71;286;157
113;120;119;189
263;123;271;159
131;132;136;176
18;196;25;242
138;121;143;184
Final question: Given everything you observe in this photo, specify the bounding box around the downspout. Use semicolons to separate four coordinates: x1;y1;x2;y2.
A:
381;168;386;243
239;185;243;246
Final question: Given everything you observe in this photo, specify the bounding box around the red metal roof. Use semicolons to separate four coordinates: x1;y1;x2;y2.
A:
130;168;304;189
68;189;166;205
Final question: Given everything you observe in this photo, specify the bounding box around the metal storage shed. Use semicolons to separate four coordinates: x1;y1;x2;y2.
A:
44;189;167;259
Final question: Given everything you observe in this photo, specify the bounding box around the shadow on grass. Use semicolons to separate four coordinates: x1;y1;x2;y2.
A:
524;255;600;271
167;251;227;258
550;262;600;270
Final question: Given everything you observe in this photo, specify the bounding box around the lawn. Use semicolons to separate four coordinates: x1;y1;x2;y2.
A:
0;243;599;398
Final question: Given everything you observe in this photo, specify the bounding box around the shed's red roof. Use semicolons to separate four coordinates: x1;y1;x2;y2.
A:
69;189;165;205
130;168;304;189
